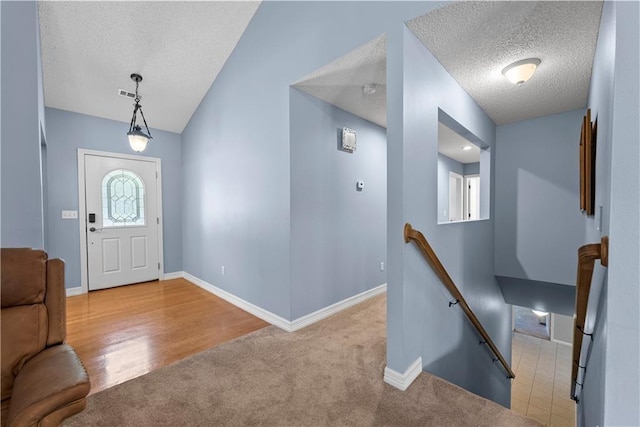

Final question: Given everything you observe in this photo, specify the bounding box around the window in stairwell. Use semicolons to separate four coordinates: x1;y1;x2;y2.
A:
437;108;491;224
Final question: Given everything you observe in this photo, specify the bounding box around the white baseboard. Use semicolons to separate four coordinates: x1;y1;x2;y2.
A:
180;271;386;333
289;283;387;331
551;338;572;346
66;286;83;297
162;271;184;281
66;272;181;297
182;272;292;331
384;357;423;391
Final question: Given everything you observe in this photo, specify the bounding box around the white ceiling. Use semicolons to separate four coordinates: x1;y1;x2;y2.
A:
290;1;603;129
292;35;387;129
438;122;480;164
38;1;604;135
406;1;603;125
38;1;260;134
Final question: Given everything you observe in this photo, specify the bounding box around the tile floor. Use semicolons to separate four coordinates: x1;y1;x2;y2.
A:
511;332;576;427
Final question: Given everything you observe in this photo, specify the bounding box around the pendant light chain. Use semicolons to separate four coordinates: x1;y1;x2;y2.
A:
135;78;152;139
139;107;151;137
128;102;138;133
127;74;152;142
137;79;151;138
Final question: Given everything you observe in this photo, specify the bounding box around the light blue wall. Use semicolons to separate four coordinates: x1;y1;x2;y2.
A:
436;153;463;223
603;1;639;424
387;25;511;406
572;2;640;424
579;277;607;427
479;149;491;220
463;162;479;176
290;90;387;319
496;276;575;317
41;138;49;250
494;109;586;286
1;0;45;249
579;2;615;424
36;3;45;140
36;4;47;251
44;108;183;289
180;1;443;321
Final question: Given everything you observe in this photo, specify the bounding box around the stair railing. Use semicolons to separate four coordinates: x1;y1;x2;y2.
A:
404;223;515;379
571;236;608;402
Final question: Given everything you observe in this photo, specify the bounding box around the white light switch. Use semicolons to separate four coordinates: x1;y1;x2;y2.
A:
595;205;603;231
62;210;78;219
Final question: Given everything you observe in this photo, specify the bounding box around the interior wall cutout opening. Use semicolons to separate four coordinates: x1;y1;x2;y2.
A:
437;109;491;224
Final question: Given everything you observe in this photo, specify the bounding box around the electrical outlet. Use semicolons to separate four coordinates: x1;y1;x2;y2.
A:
62;210;78;219
221;266;225;275
380;262;384;272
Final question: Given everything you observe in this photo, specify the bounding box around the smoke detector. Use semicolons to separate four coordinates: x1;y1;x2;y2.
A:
362;83;377;95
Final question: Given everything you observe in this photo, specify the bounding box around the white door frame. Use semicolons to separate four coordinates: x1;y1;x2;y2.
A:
77;149;164;294
463;174;480;220
449;172;463;222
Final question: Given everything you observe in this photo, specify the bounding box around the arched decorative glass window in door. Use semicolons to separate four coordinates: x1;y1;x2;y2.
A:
101;169;145;227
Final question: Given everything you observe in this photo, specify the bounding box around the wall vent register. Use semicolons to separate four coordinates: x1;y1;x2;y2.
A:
118;89;140;100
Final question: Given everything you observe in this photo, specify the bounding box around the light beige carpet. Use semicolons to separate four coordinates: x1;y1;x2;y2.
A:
64;295;538;426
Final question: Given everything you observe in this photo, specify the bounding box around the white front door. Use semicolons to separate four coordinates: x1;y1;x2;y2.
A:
84;154;160;291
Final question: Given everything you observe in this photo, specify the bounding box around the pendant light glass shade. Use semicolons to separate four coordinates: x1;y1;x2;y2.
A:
127;125;150;152
127;73;152;152
502;58;541;85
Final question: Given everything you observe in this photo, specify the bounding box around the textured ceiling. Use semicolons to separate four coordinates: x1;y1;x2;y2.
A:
39;1;604;134
291;2;602;130
38;1;260;134
292;35;387;128
407;1;603;125
438;122;480;164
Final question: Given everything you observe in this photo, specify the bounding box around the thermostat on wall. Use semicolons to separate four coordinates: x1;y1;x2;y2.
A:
341;128;357;152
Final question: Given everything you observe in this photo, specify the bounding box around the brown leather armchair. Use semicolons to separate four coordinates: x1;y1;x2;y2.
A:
1;249;90;426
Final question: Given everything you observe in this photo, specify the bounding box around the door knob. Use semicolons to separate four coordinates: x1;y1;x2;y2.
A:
89;227;102;232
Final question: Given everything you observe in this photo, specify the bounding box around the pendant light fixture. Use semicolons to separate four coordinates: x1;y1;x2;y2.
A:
127;73;152;152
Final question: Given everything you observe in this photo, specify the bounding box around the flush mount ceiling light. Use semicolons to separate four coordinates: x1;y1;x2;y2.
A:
532;309;549;317
502;58;541;85
462;145;473;151
126;73;153;152
362;83;377;95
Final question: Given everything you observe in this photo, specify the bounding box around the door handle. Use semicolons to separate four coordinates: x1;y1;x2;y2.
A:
89;227;102;233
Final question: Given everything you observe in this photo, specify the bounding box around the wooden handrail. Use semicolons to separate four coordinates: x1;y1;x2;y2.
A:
404;223;515;379
571;236;608;401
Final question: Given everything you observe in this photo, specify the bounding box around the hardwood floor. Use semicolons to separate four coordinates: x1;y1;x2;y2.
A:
66;278;269;396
